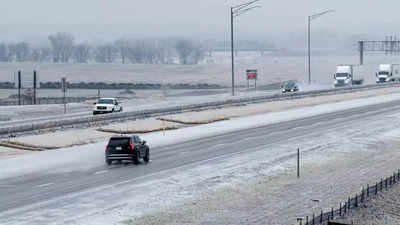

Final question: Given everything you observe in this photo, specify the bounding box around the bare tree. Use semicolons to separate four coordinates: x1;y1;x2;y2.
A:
0;43;9;62
73;43;92;63
14;42;31;62
192;43;205;64
175;40;195;65
39;47;52;62
48;32;74;63
7;44;16;62
115;38;131;64
95;44;117;63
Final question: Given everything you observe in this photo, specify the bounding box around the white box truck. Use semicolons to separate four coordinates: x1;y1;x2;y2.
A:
334;65;364;87
375;64;400;83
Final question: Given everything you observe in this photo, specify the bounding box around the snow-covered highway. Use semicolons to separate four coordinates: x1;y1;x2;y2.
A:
2;93;400;224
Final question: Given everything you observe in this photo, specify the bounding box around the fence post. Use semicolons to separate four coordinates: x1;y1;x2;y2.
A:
297;148;300;178
355;194;358;207
312;213;315;225
306;216;308;225
340;203;342;216
344;202;347;214
367;184;370;198
320;210;323;223
361;187;364;202
376;182;378;195
348;197;351;209
385;177;388;190
331;207;334;219
381;178;383;190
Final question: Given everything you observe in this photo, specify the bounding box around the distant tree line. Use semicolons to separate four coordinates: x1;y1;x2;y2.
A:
0;32;208;65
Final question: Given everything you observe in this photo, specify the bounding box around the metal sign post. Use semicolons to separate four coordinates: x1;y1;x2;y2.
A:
18;71;21;105
33;70;37;105
61;77;67;114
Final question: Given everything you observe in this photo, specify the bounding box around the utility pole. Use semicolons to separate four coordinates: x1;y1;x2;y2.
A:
307;10;335;84
308;16;311;84
230;0;261;96
231;6;235;96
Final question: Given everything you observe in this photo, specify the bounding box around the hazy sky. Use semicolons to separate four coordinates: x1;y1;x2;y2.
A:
1;0;400;45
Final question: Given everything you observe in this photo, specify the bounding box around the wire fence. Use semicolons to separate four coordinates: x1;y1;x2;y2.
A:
0;97;96;106
298;169;400;225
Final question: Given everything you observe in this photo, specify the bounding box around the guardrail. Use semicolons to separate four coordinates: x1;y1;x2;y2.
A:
1;82;400;137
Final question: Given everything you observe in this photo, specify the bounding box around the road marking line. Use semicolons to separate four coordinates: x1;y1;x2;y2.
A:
36;183;54;188
94;170;108;175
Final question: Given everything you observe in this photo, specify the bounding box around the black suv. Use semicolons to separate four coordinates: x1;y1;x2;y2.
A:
105;135;150;165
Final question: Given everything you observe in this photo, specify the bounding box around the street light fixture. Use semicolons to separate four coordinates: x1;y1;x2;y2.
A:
308;10;335;84
231;0;261;96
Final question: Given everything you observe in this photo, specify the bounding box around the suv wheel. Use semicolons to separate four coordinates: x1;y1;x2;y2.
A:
144;149;150;163
106;158;112;165
133;152;140;165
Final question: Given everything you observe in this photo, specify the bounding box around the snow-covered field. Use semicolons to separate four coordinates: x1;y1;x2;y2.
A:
0;53;398;86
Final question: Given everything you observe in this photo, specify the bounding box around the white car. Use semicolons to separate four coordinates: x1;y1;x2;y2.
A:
93;98;123;115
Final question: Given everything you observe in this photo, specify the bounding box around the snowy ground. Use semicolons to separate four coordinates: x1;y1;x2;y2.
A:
0;53;396;86
3;86;400;151
0;87;278;122
2;90;400;224
3;94;400;225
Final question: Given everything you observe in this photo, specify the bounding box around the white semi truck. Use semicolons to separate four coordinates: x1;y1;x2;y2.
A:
375;64;400;83
334;65;364;87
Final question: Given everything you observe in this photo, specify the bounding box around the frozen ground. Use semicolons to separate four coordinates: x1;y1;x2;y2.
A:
2;89;400;224
124;112;400;225
334;181;400;224
0;53;397;86
4;86;400;150
2;91;400;179
2;94;400;225
0;87;277;122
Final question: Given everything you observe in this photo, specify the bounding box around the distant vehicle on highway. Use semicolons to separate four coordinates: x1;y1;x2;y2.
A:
93;98;122;115
334;65;363;87
376;64;400;83
281;81;299;93
105;135;150;165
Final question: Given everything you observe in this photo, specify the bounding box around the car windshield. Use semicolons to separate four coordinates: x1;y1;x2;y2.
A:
379;71;389;75
284;82;295;88
108;138;130;146
98;99;114;104
336;73;348;78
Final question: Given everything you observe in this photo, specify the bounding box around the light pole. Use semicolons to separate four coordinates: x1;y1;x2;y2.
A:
308;10;335;84
231;0;261;96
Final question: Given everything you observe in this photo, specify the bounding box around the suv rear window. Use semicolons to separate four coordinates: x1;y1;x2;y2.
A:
108;138;130;146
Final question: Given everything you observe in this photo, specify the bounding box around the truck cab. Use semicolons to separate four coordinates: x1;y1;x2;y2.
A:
375;64;400;83
334;65;352;87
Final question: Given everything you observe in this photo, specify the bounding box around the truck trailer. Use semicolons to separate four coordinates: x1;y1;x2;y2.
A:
376;64;400;83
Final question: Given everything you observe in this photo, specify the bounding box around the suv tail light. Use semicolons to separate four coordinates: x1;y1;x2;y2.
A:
129;139;135;151
105;145;109;152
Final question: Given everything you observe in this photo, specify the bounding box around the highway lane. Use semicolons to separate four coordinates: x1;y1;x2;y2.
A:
1;99;400;223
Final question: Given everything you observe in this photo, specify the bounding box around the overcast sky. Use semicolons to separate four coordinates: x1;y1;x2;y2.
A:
1;0;400;46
